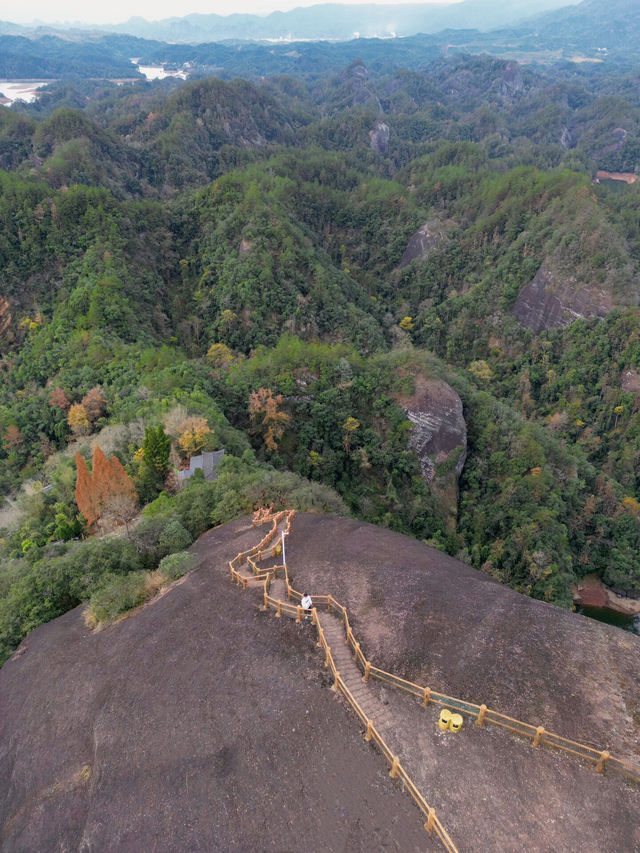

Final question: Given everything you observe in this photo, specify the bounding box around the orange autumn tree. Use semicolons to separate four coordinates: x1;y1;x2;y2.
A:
248;387;290;452
68;403;91;436
177;416;213;459
75;446;138;530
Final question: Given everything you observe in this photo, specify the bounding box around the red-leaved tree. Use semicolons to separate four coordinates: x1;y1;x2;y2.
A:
75;446;138;531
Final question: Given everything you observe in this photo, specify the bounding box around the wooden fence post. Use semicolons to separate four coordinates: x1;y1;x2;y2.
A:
264;590;268;608
425;807;436;834
276;601;282;618
296;605;302;623
533;726;545;747
422;687;431;707
331;671;340;692
346;627;353;646
328;595;333;612
389;756;400;779
365;720;374;742
595;750;610;773
312;607;318;625
363;662;372;683
477;704;487;727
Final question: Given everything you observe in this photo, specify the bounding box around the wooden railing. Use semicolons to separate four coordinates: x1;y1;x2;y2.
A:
229;507;640;851
229;507;456;850
313;606;458;851
281;567;640;785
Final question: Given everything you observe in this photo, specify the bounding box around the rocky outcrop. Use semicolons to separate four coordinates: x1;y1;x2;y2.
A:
398;223;446;267
596;170;637;185
369;120;389;155
398;377;467;526
0;297;14;350
621;368;640;394
500;62;524;99
513;263;613;334
339;60;381;111
573;574;640;617
560;127;573;149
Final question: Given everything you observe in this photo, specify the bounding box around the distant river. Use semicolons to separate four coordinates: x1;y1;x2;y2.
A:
137;65;187;81
0;80;52;106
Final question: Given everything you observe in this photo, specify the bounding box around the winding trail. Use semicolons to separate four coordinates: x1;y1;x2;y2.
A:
229;508;457;851
227;508;640;850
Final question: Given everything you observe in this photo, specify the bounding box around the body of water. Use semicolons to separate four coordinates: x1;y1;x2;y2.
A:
579;605;640;634
137;65;187;81
0;80;51;106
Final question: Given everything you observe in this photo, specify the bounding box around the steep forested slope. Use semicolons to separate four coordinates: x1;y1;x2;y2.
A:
2;52;640;665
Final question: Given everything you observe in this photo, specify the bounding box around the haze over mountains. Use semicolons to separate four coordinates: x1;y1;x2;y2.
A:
85;0;577;43
3;0;578;43
0;0;637;81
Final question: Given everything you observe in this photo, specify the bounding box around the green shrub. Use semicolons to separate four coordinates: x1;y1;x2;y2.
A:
158;519;193;554
158;550;194;581
88;571;148;623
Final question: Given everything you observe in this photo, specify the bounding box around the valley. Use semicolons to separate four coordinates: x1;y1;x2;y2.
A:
1;1;640;846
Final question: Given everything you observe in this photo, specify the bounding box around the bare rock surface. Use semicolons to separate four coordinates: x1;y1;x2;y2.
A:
0;518;427;853
0;297;13;349
622;368;640;394
499;62;524;98
513;262;613;333
369;120;389;155
398;222;446;267
396;375;466;524
2;514;639;853
287;514;640;852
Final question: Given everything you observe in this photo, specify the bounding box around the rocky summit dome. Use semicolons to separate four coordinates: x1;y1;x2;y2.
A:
1;513;639;852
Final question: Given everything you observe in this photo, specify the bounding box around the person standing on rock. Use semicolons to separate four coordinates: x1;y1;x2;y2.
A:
301;593;313;619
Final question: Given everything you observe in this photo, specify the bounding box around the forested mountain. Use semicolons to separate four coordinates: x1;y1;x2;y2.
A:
1;40;640;664
1;0;640;80
86;0;574;43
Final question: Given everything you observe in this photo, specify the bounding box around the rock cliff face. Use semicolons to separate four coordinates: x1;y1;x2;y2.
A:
513;263;613;333
0;297;14;350
499;62;524;99
622;368;640;394
369;120;389;155
398;377;467;526
397;222;446;267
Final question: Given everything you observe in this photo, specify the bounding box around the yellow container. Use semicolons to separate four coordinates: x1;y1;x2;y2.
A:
449;713;464;733
438;709;452;731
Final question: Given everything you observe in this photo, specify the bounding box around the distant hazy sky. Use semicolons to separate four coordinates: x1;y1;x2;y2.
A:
5;0;463;26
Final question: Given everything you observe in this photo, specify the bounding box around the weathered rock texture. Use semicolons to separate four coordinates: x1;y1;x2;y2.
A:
369;120;389;155
622;368;640;394
0;518;427;853
1;515;639;853
574;573;640;616
499;62;524;98
398;222;446;267
0;297;13;349
397;376;466;525
513;262;613;333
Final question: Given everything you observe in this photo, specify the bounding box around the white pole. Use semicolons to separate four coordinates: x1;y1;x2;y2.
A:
281;530;287;567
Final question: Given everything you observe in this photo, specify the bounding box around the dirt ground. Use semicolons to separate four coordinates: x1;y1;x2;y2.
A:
1;512;639;852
